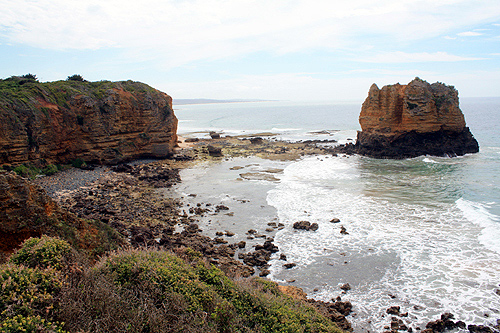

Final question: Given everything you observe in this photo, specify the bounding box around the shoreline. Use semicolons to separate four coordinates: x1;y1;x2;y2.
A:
33;134;500;333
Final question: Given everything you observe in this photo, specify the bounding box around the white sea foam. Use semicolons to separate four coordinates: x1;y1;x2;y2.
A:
267;155;500;332
457;198;500;254
423;157;439;163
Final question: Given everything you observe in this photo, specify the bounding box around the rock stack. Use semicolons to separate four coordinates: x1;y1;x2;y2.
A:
344;78;479;158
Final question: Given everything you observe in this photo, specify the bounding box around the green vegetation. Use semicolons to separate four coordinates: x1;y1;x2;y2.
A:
10;163;63;178
9;235;72;270
66;74;85;82
1;238;344;333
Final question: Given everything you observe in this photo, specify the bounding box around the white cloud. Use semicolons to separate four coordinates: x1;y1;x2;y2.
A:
358;51;484;63
1;0;500;68
457;31;483;37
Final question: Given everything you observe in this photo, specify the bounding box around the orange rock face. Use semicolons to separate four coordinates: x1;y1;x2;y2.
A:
0;80;178;166
0;170;118;260
335;78;479;158
359;78;466;135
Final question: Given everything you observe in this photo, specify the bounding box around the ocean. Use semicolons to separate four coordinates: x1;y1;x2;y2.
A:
173;98;500;332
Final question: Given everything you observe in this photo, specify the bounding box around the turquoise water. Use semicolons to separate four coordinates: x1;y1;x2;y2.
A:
174;98;500;332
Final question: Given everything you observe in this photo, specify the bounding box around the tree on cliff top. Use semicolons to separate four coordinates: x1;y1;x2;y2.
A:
67;74;86;82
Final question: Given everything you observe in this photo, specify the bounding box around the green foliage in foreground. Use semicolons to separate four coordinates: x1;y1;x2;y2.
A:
1;237;344;333
9;235;72;270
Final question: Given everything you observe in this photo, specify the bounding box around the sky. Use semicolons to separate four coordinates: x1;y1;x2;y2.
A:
1;0;499;101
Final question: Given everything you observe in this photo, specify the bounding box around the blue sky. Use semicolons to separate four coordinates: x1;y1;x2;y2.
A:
1;0;499;101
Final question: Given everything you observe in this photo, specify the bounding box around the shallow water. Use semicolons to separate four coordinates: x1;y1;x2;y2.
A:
174;98;500;332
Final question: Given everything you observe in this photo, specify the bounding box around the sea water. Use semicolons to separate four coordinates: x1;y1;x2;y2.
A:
174;98;500;332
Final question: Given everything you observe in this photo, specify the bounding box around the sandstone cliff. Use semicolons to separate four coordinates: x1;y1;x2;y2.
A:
0;77;178;166
343;78;479;158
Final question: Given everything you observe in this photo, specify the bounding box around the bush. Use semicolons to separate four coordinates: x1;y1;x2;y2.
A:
71;158;86;169
43;164;59;176
60;249;344;333
0;315;67;333
66;74;85;82
10;236;72;270
0;265;62;318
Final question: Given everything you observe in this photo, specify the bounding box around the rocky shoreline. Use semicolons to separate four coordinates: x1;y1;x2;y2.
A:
31;135;499;333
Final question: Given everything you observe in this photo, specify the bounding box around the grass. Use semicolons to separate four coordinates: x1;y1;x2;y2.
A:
1;237;345;333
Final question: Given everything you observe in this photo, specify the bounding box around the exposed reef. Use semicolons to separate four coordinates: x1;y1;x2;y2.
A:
0;77;178;166
337;78;479;159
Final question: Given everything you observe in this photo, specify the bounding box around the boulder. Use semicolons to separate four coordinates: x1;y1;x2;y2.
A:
293;221;319;231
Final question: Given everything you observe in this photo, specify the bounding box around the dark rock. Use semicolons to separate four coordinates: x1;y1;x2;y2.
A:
468;325;493;333
250;137;263;144
215;231;224;236
207;145;223;157
279;253;287;260
330;218;341;223
340;283;351;291
215;204;229;212
259;269;270;277
237;241;246;249
293;221;319;231
209;131;221;139
340;226;349;235
214;237;228;244
283;263;297;269
225;231;235;237
387;306;401;315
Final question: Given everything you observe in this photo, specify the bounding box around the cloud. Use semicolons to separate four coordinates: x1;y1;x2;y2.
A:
358;51;485;63
457;31;483;37
1;0;500;69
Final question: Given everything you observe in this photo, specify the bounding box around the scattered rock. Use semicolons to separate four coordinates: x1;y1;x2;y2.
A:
283;263;297;269
209;131;221;139
387;306;401;315
259;269;270;277
215;204;229;212
340;226;349;235
340;283;351;291
250;137;263;144
214;237;228;244
207;145;223;157
279;253;287;261
330;218;341;223
424;313;466;333
468;325;493;333
236;241;246;249
293;221;319;231
225;231;235;237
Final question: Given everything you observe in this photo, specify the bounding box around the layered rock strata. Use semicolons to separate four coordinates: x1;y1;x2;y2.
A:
0;78;177;166
346;78;479;158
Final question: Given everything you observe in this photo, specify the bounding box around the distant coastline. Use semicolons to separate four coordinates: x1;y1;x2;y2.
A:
173;98;275;105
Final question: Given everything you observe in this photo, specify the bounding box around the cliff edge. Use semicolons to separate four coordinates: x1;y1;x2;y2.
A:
343;78;479;158
0;77;178;166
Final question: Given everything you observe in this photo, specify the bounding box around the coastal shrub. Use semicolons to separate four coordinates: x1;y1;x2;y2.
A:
0;315;67;333
43;164;59;176
70;158;86;169
10;236;72;270
66;74;85;82
0;265;62;318
12;164;38;178
53;248;343;332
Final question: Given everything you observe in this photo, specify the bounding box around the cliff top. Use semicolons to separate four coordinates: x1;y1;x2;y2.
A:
0;75;168;112
360;77;465;135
